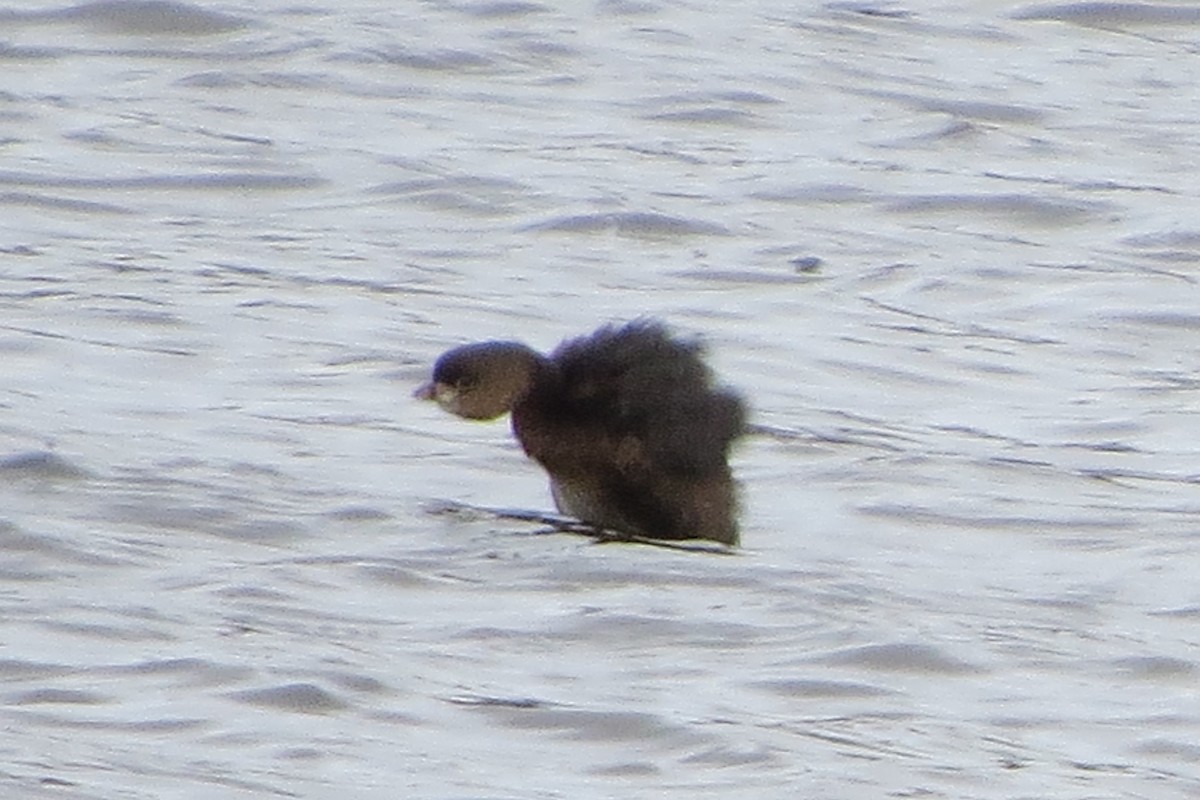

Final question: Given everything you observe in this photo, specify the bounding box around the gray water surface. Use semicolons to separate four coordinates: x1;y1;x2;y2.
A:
1;0;1198;798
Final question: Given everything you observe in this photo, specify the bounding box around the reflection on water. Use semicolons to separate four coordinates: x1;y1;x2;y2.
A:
1;0;1198;797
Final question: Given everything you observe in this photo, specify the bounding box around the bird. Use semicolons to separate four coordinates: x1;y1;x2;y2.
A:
415;320;746;546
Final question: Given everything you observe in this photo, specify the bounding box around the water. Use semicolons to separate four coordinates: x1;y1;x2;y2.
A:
1;0;1198;797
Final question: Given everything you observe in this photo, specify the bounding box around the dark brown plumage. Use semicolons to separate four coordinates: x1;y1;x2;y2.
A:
415;320;746;545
